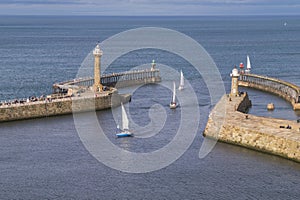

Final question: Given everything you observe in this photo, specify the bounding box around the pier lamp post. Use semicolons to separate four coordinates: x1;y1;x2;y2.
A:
93;43;103;92
230;66;240;97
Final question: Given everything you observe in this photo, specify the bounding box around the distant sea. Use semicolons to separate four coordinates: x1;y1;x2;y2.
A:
0;16;300;199
0;16;299;119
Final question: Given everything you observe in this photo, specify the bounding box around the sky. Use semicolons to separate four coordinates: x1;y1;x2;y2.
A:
0;0;299;16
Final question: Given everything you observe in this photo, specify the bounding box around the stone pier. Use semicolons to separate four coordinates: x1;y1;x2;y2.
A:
239;74;300;110
0;90;131;123
204;93;300;163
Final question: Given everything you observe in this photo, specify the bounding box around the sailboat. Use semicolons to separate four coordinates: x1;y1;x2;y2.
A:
170;81;178;109
245;55;251;73
116;103;133;138
178;70;184;91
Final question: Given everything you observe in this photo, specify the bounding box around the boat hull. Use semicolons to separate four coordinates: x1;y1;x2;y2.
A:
169;103;177;109
116;132;133;138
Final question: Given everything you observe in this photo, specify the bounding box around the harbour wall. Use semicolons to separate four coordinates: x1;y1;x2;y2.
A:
204;93;300;163
239;74;300;110
0;91;131;123
1;68;160;123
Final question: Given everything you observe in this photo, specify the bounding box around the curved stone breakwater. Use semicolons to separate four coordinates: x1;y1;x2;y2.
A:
204;93;300;163
239;74;300;110
0;90;131;123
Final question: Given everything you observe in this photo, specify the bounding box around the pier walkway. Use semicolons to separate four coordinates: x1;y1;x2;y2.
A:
53;69;161;93
204;93;300;163
0;68;160;122
239;74;300;110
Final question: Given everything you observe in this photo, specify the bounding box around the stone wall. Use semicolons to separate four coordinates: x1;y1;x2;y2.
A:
294;103;300;110
0;92;131;123
204;93;300;163
218;122;300;162
239;81;300;110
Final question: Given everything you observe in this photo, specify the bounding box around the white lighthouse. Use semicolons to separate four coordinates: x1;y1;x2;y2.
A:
151;60;156;71
93;43;103;92
230;66;240;97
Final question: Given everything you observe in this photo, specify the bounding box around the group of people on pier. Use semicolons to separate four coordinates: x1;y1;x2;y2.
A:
0;95;52;107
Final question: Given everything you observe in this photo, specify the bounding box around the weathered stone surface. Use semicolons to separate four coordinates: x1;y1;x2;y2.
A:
0;91;131;123
204;93;300;163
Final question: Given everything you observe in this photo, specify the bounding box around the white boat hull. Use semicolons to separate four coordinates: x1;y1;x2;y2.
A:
169;102;177;109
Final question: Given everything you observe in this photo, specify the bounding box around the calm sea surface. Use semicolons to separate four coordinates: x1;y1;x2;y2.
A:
0;16;300;199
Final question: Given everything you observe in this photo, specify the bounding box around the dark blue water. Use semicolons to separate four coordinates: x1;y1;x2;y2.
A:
0;16;300;199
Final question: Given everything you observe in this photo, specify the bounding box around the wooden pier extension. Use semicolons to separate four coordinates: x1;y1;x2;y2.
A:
239;74;300;110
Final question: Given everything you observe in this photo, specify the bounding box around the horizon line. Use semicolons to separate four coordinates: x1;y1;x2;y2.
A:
0;14;300;17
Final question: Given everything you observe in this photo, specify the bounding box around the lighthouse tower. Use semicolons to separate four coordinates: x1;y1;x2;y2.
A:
230;66;240;97
93;43;103;92
151;60;156;71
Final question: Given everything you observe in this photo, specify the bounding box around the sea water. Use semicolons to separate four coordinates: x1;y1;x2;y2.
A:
0;16;300;199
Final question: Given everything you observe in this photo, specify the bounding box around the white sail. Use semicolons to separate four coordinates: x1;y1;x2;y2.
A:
178;70;184;90
246;55;251;69
121;103;129;130
172;81;176;103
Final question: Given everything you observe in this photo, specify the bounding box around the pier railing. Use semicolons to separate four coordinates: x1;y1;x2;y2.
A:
53;69;161;91
239;74;300;110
